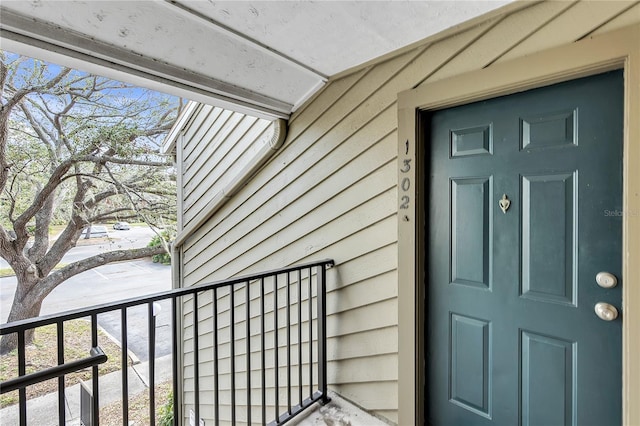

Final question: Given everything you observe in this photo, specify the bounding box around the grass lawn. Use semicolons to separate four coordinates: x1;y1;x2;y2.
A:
99;381;173;426
0;319;173;424
0;319;131;408
48;224;67;238
0;268;15;278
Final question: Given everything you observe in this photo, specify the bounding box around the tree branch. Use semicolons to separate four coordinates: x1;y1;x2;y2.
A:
93;214;139;223
26;193;55;263
92;154;171;167
12;153;172;233
0;224;17;264
19;101;57;160
13;157;75;240
38;220;85;274
0;56;7;101
2;67;72;112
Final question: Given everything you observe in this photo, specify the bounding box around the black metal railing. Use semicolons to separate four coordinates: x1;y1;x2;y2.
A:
0;259;334;425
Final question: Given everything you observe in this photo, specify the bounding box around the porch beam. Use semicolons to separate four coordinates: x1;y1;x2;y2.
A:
0;8;293;119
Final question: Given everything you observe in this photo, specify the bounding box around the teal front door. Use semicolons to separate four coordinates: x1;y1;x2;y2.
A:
425;71;623;425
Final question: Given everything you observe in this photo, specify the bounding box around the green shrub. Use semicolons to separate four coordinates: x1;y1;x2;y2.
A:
147;232;172;265
157;391;174;426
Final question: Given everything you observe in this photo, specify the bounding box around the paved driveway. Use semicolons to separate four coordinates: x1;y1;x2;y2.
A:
0;226;173;361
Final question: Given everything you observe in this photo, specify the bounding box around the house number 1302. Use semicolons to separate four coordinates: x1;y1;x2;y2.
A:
399;140;411;217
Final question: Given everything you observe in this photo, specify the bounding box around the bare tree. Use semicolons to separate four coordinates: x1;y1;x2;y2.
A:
0;52;182;353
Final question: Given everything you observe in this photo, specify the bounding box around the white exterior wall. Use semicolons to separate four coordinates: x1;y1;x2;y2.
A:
177;2;640;424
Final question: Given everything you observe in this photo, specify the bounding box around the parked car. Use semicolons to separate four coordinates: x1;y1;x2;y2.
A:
113;222;130;230
80;225;109;238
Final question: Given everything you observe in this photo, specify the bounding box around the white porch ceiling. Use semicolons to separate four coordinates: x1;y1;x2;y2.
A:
0;0;513;118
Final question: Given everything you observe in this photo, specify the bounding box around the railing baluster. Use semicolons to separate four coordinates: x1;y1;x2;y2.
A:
18;330;26;426
121;308;129;425
193;293;200;426
274;274;280;420
172;297;179;426
260;278;266;424
246;281;251;425
213;288;220;426
148;302;156;425
91;314;100;426
230;285;236;425
57;322;65;426
317;266;330;404
308;267;313;400
286;272;291;415
298;269;303;407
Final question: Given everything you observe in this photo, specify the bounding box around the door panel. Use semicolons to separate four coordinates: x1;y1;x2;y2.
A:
451;177;492;288
450;313;491;417
521;331;575;426
521;172;577;306
425;71;623;425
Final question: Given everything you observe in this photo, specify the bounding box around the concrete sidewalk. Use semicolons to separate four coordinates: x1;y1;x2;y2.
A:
0;354;172;425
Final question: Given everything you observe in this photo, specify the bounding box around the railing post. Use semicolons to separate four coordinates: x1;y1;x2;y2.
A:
148;302;158;426
213;288;220;426
193;293;200;426
57;323;65;426
91;315;100;426
18;331;26;426
316;265;330;405
172;297;180;426
121;309;129;426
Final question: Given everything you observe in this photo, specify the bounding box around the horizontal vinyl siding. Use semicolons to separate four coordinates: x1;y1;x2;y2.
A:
180;1;640;423
181;272;321;425
180;106;272;225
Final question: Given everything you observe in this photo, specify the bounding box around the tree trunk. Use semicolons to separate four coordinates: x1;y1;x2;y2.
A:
0;277;43;355
27;192;55;263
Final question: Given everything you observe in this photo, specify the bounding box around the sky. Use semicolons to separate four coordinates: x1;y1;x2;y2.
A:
2;50;184;150
3;50;182;116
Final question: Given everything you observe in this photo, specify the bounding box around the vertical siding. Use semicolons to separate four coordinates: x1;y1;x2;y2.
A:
180;1;640;423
